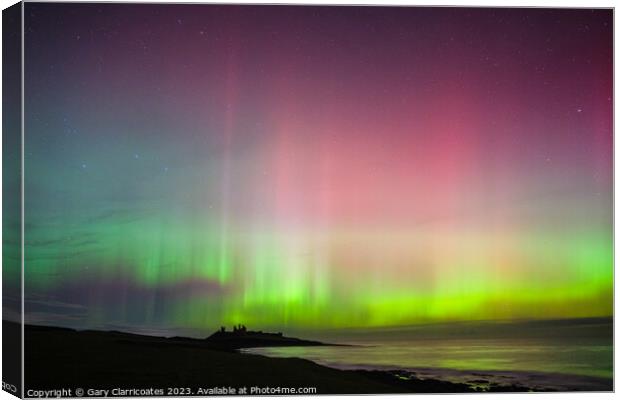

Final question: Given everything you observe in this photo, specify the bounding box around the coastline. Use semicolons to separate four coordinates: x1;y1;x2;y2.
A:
241;347;613;392
15;321;612;394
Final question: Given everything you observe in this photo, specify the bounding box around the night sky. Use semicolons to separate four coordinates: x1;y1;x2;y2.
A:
21;3;612;334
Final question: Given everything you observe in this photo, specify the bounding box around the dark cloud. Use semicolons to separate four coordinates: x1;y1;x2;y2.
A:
24;277;232;331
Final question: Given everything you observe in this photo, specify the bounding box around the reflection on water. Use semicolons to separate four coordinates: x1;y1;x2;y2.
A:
244;339;612;379
243;318;613;381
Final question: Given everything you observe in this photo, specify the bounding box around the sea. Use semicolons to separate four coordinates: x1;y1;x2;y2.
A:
241;317;613;391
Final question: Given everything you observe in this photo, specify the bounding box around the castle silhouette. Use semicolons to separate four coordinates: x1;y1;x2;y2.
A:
216;325;282;337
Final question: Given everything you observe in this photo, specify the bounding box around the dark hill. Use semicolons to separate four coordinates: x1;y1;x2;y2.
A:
205;328;328;349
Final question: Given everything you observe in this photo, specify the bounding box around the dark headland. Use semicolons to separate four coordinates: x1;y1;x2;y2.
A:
10;321;610;395
203;324;330;350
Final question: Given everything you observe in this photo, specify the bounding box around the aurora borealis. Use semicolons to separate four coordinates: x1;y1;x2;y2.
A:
20;4;612;333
